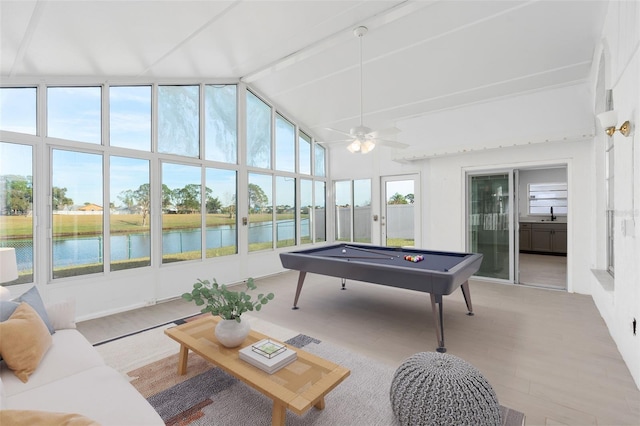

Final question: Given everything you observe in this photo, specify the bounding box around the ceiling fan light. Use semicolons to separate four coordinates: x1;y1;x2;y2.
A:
360;140;375;154
347;140;361;153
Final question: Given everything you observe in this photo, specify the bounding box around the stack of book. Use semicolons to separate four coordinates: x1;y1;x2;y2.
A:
239;339;297;374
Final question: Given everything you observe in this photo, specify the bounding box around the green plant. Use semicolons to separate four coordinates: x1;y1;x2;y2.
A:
182;278;274;322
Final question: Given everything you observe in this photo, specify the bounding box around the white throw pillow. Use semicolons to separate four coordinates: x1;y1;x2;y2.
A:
45;299;76;330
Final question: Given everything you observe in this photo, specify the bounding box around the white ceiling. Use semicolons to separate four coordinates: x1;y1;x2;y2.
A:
0;0;607;147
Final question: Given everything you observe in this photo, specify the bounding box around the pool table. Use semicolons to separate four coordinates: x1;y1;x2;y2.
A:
279;243;483;352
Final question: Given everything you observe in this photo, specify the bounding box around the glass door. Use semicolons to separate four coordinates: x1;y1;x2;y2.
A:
468;173;513;280
381;175;419;247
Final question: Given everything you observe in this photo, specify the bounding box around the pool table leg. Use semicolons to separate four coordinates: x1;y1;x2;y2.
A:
461;280;474;316
430;293;446;353
292;271;307;310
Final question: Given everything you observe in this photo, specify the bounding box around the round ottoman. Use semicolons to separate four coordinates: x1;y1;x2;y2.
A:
390;352;501;426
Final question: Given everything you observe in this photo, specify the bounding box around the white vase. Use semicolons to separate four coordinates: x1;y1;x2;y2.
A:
215;318;250;348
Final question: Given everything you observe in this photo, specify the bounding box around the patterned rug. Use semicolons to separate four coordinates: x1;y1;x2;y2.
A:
96;318;525;426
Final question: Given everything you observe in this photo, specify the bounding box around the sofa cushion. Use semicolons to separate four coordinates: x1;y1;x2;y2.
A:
45;299;76;330
5;365;164;425
1;329;105;396
0;409;99;426
0;286;55;334
0;303;52;383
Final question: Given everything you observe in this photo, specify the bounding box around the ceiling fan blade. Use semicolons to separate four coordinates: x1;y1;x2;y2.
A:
367;126;401;138
317;138;354;146
323;127;353;137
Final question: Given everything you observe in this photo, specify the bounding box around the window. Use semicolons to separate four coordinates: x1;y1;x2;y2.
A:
248;173;273;251
48;87;101;144
0;87;37;134
275;114;295;172
353;179;372;243
158;85;199;157
52;149;104;278
606;140;614;275
299;132;311;175
161;163;202;263
205;168;237;257
335;181;352;241
334;179;372;243
314;181;326;242
205;84;237;163
300;179;313;244
246;91;271;169
0;142;34;284
275;176;296;247
1;83;325;288
109;86;151;151
110;156;151;271
528;183;567;215
314;144;325;177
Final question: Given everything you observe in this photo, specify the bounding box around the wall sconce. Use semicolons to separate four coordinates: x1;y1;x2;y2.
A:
597;110;631;137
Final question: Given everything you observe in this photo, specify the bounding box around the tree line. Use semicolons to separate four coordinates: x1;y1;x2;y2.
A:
2;175;277;225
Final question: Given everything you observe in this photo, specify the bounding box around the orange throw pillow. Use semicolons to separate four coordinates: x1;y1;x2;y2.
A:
0;302;53;383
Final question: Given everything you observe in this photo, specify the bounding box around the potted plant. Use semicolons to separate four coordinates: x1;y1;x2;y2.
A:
182;277;274;347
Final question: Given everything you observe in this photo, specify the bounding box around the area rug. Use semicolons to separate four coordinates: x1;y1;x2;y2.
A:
95;318;525;426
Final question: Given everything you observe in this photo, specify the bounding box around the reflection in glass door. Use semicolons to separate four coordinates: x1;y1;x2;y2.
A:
381;175;418;247
468;173;511;280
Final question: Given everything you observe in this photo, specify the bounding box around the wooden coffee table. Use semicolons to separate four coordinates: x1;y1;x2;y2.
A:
164;316;350;426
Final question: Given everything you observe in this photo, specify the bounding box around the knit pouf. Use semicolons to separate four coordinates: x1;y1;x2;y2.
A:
390;352;501;426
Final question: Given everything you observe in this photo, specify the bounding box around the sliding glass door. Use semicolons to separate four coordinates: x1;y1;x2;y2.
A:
468;173;512;280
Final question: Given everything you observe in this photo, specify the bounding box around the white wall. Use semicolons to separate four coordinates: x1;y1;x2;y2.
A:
331;84;595;295
588;0;640;389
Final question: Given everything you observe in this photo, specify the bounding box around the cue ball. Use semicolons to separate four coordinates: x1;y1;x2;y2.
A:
342;249;346;253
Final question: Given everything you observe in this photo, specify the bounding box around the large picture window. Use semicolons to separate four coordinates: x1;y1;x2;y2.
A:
158;85;200;157
0;142;34;284
315;181;326;242
110;156;151;271
248;173;273;251
299;132;311;175
1;83;326;287
161;162;202;263
275;114;295;172
246;91;271;169
48;87;102;144
52;149;104;278
0;87;37;135
205;168;237;257
275;176;296;248
205;84;237;163
109;86;152;151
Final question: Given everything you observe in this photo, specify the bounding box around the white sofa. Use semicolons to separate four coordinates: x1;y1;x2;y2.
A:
0;293;164;425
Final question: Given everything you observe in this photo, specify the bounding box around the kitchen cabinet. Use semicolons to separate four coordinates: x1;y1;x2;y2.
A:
527;222;567;254
519;223;532;251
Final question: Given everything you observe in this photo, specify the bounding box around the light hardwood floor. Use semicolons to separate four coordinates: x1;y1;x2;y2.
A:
519;253;567;290
78;272;640;425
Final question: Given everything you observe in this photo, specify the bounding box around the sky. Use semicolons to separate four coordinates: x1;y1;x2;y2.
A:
1;85;316;209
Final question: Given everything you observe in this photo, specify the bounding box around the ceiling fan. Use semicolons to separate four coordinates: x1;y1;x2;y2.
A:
322;26;408;154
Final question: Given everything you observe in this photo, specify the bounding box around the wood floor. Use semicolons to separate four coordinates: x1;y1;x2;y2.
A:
78;272;640;426
519;253;567;290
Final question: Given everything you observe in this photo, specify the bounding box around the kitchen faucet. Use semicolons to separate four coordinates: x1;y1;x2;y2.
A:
550;207;556;221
